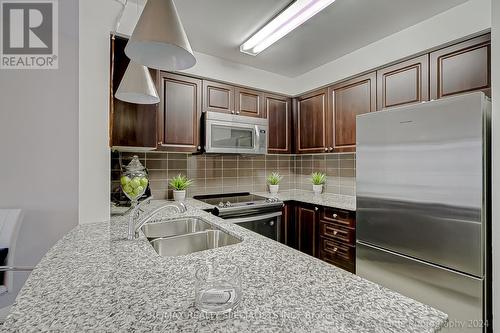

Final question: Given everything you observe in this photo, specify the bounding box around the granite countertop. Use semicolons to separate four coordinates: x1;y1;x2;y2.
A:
253;190;356;211
2;200;446;332
184;190;356;212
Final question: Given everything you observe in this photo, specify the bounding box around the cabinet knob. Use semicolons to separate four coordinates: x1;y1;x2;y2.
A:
329;147;333;152
231;111;235;114
197;146;201;150
333;213;338;218
333;247;338;252
315;207;319;211
324;148;328;152
236;111;240;114
333;231;338;236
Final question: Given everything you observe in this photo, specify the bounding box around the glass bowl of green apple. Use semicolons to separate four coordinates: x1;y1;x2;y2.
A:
120;155;149;202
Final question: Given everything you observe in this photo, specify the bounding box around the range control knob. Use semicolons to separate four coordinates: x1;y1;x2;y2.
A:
226;201;232;207
218;202;225;208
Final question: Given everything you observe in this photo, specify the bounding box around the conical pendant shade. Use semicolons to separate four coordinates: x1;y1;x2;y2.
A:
115;61;160;105
125;0;196;71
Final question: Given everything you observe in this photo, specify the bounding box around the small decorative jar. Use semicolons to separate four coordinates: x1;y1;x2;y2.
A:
120;156;149;204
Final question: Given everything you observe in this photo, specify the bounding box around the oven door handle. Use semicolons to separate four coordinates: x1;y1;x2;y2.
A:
224;211;282;224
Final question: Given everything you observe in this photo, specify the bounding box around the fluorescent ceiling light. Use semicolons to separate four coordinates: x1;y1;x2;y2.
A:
240;0;336;56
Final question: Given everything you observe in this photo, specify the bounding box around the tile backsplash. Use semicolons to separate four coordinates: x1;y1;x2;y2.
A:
111;152;356;200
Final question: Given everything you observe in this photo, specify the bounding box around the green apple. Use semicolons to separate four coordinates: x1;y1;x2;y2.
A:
123;184;133;195
133;185;145;197
130;177;141;189
120;176;131;186
139;177;148;187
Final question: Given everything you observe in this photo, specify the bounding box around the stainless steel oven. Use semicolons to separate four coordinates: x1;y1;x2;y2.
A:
194;193;283;242
204;112;268;154
224;211;281;242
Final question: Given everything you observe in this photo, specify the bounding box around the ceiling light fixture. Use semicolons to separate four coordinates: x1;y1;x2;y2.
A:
240;0;336;56
115;61;160;104
125;0;196;71
112;0;159;105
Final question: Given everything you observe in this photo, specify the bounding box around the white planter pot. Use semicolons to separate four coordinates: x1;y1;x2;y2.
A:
312;184;323;195
173;190;186;201
269;184;279;195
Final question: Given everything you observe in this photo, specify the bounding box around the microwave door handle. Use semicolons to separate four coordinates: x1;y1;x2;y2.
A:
255;125;260;151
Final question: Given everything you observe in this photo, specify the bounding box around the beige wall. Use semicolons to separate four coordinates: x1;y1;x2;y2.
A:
0;0;79;308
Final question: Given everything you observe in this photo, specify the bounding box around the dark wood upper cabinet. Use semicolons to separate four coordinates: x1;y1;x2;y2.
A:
296;89;328;154
234;87;265;118
297;205;318;257
266;94;292;154
110;36;158;149
430;34;491;100
202;80;235;114
328;72;376;152
377;55;429;110
158;72;202;152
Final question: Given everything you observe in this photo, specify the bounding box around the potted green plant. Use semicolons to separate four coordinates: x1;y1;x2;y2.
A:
310;172;326;195
266;172;283;195
169;174;194;201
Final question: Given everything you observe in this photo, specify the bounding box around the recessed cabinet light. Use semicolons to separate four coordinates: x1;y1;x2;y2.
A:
240;0;336;56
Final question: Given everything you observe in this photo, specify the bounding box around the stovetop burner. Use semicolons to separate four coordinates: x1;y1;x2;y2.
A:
193;192;280;209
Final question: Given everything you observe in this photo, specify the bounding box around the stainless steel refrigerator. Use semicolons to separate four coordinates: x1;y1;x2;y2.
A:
356;92;491;332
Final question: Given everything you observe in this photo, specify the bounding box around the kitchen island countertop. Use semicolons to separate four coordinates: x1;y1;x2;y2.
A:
2;200;446;332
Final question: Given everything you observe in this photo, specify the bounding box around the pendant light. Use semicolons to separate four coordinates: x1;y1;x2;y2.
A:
125;0;196;71
115;60;160;104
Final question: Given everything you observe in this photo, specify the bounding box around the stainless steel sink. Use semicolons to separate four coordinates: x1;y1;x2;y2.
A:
150;230;241;257
141;217;214;239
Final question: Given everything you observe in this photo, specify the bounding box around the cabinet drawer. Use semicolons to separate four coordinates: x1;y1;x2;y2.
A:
320;208;355;228
319;221;355;245
320;253;355;274
319;237;355;262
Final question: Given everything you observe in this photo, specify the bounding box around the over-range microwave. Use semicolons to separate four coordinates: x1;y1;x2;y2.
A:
204;112;268;154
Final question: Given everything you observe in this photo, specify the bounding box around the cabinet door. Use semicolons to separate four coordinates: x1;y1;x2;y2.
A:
297;205;318;257
110;36;158;149
430;34;490;100
266;94;292;154
296;89;328;154
377;55;429;110
158;73;202;152
202;80;235;114
234;87;265;118
280;203;297;249
329;72;376;152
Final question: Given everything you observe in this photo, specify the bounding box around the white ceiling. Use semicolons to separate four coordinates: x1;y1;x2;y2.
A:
173;0;470;77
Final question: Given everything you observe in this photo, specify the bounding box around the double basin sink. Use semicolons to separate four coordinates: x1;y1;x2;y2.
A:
141;217;241;257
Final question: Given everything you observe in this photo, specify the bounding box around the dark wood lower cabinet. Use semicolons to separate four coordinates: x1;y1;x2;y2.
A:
296;204;318;257
282;202;356;273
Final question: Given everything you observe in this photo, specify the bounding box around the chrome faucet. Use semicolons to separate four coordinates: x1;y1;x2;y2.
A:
128;200;187;240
